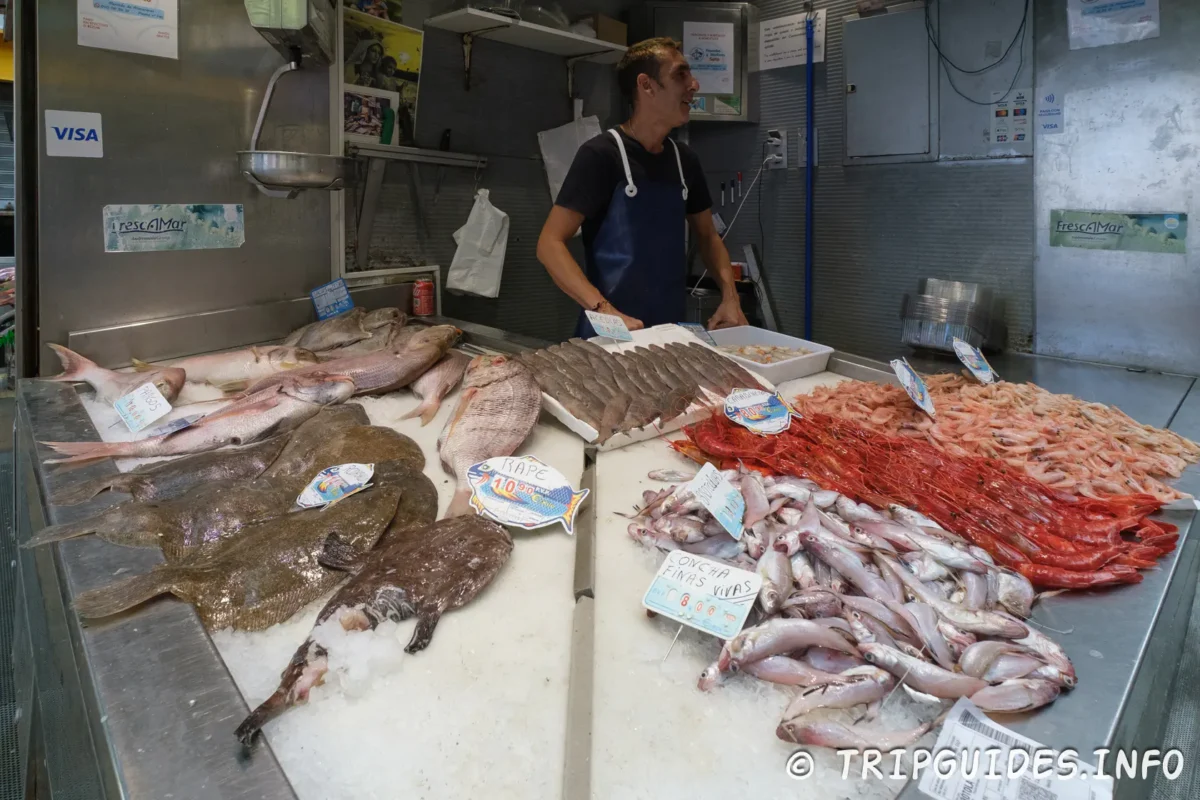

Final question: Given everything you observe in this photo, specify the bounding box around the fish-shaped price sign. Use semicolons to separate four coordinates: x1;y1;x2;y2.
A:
466;456;590;535
642;550;762;639
724;388;797;435
296;463;375;510
890;358;936;417
952;338;999;385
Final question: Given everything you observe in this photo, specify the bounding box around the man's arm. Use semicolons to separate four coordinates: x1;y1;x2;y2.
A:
689;210;749;330
536;206;644;330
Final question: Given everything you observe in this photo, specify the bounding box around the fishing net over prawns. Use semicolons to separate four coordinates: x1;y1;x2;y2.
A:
676;413;1178;590
789;375;1200;503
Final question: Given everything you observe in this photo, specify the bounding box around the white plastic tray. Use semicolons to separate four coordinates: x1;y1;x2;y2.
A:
542;324;775;451
706;326;833;384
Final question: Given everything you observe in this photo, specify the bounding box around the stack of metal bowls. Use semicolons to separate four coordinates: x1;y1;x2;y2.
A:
900;279;1005;352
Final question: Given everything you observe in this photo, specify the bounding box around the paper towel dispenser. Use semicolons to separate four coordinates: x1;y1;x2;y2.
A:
245;0;337;65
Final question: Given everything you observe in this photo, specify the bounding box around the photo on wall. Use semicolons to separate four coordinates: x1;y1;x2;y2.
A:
342;0;404;24
343;7;422;145
343;86;401;144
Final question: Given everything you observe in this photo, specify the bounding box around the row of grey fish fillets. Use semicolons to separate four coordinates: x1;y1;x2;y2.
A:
517;338;768;443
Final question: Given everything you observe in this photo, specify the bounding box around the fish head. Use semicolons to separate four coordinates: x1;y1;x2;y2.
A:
858;642;882;665
153;367;187;402
285;374;357;405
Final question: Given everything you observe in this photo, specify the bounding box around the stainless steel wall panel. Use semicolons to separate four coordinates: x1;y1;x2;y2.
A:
1033;0;1200;374
689;0;1035;361
33;0;333;375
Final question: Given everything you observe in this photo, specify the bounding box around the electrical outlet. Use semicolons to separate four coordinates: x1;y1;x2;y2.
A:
765;129;787;169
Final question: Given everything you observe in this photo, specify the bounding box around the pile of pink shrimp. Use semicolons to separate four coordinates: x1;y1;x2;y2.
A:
790;375;1200;502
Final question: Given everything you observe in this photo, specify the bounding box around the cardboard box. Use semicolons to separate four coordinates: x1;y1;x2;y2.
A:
590;14;627;46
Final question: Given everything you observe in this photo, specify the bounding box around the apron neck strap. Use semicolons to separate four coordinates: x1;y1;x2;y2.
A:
608;128;690;202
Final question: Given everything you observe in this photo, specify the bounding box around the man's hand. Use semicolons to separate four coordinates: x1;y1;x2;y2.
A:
707;296;747;330
597;300;644;331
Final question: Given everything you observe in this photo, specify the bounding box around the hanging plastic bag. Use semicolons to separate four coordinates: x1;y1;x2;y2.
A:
538;115;601;203
446;189;509;298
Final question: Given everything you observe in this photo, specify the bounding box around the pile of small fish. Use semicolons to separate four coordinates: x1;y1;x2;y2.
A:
516;339;767;443
628;467;1076;750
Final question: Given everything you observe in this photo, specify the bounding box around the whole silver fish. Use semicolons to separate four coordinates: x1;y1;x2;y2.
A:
41;376;355;464
745;656;852;687
803;647;866;674
401;350;470;426
959;641;1029;678
781;667;894;721
44;343;185;403
1008;613;1076;682
982;653;1046;683
720;618;860;671
969;678;1060;713
242;325;460;396
879;555;1028;639
283;307;370;351
790;550;818;590
777;716;940;750
740;471;771;528
648;469;697;482
997;570;1036;618
782;589;843;620
756;548;792;614
140;345;318;390
962;571;990;610
812;490;840;509
439;355;542;517
902;551;952;581
903;601;957;670
681;532;742;559
860;642;989;699
654;515;706;544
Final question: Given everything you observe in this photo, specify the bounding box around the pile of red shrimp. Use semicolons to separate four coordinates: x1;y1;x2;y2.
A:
675;412;1177;590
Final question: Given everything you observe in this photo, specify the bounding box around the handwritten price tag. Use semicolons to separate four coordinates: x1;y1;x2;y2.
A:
686;462;745;539
642;550;762;639
113;383;173;434
585;310;633;341
466;456;589;535
311;278;353;321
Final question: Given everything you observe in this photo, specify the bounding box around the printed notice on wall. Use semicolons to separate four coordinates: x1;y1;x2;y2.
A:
1067;0;1159;50
759;10;827;71
1050;210;1186;255
1037;90;1065;135
684;21;735;95
104;204;245;253
45;110;104;158
78;0;179;60
990;89;1031;149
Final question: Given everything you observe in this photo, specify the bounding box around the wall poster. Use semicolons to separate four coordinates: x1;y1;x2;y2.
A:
683;21;734;96
78;0;179;60
759;10;827;71
343;8;422;146
1050;210;1186;254
1067;0;1159;50
103;204;245;253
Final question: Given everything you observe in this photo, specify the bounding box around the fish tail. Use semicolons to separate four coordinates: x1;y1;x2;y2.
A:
400;397;441;426
236;641;328;749
445;488;475;518
40;439;150;465
209;379;250;394
560;488;592;535
73;568;179;620
130;358;153;372
23;518;98;548
44;343;98;383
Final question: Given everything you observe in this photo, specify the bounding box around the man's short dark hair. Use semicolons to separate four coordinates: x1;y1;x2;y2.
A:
617;37;682;106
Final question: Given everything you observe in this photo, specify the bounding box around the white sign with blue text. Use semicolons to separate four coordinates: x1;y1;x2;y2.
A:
45;110;103;158
311;279;354;320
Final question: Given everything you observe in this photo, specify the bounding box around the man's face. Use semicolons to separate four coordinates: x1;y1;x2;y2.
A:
641;48;699;127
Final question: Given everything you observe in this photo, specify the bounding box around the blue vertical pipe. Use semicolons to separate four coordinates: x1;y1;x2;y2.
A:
804;15;815;340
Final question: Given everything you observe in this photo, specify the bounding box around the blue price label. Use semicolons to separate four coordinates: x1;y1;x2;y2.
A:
311;278;354;321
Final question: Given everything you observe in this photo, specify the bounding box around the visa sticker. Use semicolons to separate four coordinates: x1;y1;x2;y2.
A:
145;414;204;438
467;456;589;535
952;338;999;385
724;388;796;435
686;462;745;539
642;550;762;639
311;278;354;321
585;310;633;341
297;463;375;509
890;358;936;417
113;382;172;434
676;322;717;346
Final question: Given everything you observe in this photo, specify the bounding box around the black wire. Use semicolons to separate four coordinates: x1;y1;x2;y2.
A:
758;142;765;264
926;0;1029;106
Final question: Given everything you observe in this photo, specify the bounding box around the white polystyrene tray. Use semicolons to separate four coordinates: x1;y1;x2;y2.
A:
543;324;775;451
706;326;833;384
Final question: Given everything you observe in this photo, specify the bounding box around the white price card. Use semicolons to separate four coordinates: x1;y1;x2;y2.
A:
686;462;745;539
297;463;375;510
724;388;795;435
642;550;762;639
585;310;633;341
890;358;936;418
113;382;172;434
953;338;1000;384
920;698;1113;800
466;456;590;535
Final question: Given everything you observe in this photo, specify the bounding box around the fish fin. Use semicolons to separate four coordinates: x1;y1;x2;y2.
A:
445;488;475;518
23;517;100;547
404;610;442;654
197;395;282;425
40;440;136;465
418;401;442;426
317;533;369;573
73;568;179;619
130;358;154;372
44;343;98;382
209;378;250;393
560;489;591;535
236;640;328;749
48;477;112;506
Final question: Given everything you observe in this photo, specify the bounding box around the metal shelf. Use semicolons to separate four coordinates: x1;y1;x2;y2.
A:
426;8;626;63
345;142;488;170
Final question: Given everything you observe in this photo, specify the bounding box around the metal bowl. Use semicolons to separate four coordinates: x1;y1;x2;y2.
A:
237;150;349;191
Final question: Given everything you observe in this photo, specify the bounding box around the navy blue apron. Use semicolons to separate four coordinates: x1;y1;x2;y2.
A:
575;129;689;338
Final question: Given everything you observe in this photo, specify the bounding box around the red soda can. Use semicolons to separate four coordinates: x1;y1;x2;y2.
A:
413;278;435;316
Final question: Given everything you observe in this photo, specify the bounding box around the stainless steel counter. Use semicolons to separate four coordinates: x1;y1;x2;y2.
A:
11;341;1199;799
